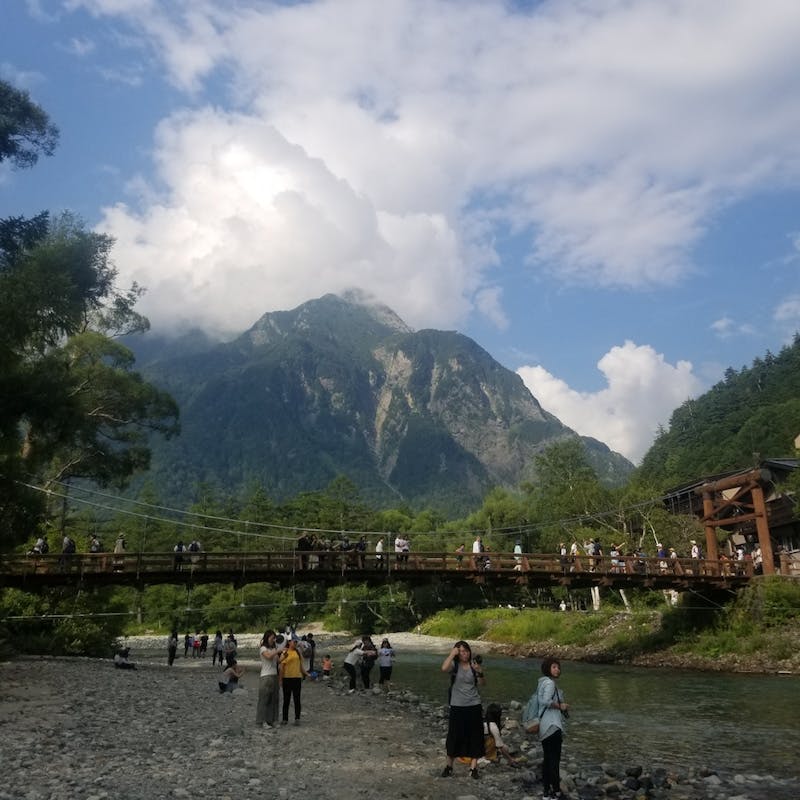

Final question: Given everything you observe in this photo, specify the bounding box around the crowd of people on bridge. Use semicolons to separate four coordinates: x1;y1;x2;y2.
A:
24;529;771;579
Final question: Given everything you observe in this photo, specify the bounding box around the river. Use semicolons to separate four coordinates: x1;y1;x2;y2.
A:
388;650;800;780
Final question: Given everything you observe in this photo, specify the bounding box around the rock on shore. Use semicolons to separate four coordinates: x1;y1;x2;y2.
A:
0;656;795;800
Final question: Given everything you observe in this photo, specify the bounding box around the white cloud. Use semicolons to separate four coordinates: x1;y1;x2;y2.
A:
774;295;800;342
70;0;800;335
517;342;703;463
100;109;472;334
710;316;756;339
711;316;735;337
63;36;95;56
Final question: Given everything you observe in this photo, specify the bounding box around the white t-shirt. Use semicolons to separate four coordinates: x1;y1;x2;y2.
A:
472;539;482;554
344;643;363;666
259;645;278;677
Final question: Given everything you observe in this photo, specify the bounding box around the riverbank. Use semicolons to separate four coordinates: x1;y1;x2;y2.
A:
1;651;796;800
420;606;800;676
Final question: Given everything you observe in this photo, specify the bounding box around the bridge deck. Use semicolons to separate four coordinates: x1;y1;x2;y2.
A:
0;551;753;591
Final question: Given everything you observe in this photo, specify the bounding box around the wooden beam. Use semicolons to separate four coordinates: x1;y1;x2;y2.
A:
694;468;770;494
751;484;776;575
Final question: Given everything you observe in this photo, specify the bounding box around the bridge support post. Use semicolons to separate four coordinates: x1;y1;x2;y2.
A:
701;491;719;575
751;484;776;575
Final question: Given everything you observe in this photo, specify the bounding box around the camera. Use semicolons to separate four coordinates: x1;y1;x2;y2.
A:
473;654;483;665
562;709;569;719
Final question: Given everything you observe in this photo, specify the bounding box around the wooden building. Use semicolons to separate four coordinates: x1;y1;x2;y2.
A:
661;459;799;575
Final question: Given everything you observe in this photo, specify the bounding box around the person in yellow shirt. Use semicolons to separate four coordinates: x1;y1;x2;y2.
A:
279;639;309;724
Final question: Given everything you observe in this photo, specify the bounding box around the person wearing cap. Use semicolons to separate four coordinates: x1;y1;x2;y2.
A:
690;540;703;574
669;546;683;575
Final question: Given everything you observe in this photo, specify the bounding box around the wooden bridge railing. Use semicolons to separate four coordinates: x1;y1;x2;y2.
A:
0;549;757;589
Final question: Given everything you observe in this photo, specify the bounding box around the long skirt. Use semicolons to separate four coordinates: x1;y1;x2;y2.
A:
445;704;485;759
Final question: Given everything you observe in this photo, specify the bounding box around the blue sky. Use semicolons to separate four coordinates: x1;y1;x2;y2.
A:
3;0;800;464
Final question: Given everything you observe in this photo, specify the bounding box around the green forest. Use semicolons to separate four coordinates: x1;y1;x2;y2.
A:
2;78;799;661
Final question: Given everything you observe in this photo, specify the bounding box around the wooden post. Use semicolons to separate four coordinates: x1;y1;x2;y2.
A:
701;491;720;576
751;484;776;575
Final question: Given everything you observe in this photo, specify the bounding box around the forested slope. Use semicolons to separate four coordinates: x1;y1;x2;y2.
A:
637;336;800;488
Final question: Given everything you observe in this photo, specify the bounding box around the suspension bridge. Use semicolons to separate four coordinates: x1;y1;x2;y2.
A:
0;549;756;591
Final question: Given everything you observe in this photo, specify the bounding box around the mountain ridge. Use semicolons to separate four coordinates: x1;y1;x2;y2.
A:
130;294;633;513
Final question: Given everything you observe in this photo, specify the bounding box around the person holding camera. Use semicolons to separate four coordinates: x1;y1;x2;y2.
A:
440;641;485;780
537;656;570;800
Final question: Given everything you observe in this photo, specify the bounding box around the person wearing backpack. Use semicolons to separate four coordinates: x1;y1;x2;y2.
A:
60;535;76;570
536;657;570;800
440;640;485;780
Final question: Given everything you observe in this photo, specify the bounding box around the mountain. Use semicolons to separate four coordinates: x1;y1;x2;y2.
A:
131;293;633;514
637;336;800;488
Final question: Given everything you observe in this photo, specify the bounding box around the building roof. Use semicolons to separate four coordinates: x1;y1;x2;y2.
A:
662;459;799;504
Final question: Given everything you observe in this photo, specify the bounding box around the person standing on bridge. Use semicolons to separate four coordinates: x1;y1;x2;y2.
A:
113;534;126;572
173;541;185;572
472;536;488;570
374;536;385;568
394;534;410;567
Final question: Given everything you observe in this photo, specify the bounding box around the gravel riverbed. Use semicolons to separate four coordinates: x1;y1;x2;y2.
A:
0;634;795;800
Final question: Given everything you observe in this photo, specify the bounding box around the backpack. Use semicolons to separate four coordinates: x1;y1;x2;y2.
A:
64;538;76;554
40;540;49;554
522;690;541;734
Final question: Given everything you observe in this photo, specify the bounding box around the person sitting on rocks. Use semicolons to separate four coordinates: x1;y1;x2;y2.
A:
114;648;137;670
483;703;521;768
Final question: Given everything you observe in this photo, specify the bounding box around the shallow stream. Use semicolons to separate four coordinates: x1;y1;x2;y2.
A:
393;650;800;780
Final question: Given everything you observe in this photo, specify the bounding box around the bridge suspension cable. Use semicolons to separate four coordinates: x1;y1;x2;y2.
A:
13;475;677;545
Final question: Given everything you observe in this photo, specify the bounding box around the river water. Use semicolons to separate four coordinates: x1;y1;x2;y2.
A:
389;650;800;781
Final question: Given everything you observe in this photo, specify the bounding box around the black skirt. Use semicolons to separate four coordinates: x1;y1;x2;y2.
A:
446;704;485;759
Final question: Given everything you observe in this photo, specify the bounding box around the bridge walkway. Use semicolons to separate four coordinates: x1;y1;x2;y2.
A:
0;550;755;591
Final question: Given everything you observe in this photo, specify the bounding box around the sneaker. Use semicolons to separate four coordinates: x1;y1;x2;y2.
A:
347;689;355;694
440;765;453;778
